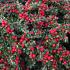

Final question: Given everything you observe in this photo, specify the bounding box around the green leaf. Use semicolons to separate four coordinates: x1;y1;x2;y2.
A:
28;9;38;14
19;0;26;5
55;54;59;59
26;34;31;38
0;38;3;43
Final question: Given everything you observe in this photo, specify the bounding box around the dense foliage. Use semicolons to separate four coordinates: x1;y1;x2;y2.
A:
0;0;70;70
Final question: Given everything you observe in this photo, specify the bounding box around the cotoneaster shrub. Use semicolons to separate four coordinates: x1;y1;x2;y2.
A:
0;0;70;70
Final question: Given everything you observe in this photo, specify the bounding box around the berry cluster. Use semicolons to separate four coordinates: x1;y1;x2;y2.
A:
0;0;70;70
